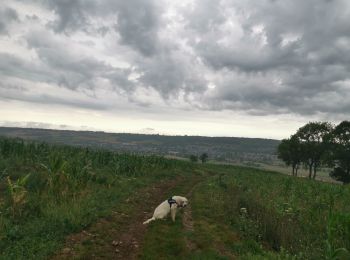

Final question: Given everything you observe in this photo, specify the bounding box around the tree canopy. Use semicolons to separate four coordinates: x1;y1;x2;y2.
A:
277;121;350;183
277;135;302;176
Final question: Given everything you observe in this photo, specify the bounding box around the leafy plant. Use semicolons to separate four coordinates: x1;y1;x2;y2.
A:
325;213;350;260
6;174;31;219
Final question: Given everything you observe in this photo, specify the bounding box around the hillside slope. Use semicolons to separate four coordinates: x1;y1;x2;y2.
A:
0;127;279;162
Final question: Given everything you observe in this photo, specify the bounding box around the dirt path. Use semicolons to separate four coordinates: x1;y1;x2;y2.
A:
52;175;202;259
182;182;198;252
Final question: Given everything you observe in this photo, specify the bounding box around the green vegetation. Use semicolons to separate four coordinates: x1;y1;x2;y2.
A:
189;165;350;259
200;153;209;163
190;155;198;162
328;121;350;184
0;127;279;164
0;137;190;259
1;136;349;259
198;166;350;259
278;121;350;183
139;164;350;259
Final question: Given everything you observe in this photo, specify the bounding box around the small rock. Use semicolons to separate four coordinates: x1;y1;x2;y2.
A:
115;249;120;253
134;244;139;248
112;240;119;246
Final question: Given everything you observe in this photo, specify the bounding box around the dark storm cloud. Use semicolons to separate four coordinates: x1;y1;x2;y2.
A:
1;0;350;118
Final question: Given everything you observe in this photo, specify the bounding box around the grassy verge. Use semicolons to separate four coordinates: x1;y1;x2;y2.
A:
137;164;350;259
189;164;350;259
139;164;350;259
0;138;192;259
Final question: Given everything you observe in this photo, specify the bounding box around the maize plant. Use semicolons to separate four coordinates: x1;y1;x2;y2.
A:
6;174;30;219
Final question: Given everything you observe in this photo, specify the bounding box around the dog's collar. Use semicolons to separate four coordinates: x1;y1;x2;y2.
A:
167;197;177;207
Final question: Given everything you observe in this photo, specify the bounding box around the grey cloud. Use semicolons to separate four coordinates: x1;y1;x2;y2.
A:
0;7;18;34
2;0;350;119
0;53;53;82
113;0;160;56
24;30;134;91
190;0;350;72
46;0;96;33
137;52;207;98
185;0;225;33
184;0;350;116
45;0;160;56
0;82;108;110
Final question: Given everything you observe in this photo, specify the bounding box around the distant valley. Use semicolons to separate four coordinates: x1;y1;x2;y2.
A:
0;127;280;164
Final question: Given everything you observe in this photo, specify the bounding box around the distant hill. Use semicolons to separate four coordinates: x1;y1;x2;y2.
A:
0;127;280;163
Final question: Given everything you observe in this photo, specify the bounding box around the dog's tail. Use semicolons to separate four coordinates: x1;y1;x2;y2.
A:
143;217;155;225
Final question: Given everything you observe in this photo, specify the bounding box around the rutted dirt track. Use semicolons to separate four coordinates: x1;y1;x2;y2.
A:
52;175;202;259
182;182;198;252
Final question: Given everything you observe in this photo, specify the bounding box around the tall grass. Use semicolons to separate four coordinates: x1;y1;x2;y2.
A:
197;164;350;259
0;137;191;259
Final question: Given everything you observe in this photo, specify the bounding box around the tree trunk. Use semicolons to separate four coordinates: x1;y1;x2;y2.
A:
312;165;317;179
308;164;313;179
292;165;295;176
295;165;298;177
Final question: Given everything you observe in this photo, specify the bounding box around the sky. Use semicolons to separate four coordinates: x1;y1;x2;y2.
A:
1;0;350;139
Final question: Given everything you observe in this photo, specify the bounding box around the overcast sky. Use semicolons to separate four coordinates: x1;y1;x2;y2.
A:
1;0;350;139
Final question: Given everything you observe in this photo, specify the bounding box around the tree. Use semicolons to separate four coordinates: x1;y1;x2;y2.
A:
189;155;198;162
296;122;333;179
277;135;302;176
329;167;350;184
199;153;208;163
327;121;350;184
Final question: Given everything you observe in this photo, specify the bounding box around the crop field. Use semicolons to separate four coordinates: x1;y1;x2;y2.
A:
0;137;349;259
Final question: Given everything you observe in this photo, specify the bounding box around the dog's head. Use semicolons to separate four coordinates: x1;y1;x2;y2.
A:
181;197;188;207
173;196;188;208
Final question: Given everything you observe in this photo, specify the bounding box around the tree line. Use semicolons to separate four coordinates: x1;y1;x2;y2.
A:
278;121;350;184
189;153;208;163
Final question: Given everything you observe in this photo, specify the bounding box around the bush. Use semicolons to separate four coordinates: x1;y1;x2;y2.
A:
330;167;350;184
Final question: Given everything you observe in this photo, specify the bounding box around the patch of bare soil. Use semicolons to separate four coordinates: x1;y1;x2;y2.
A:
52;177;185;260
182;183;198;251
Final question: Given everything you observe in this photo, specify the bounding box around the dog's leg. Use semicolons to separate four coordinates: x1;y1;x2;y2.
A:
171;206;177;222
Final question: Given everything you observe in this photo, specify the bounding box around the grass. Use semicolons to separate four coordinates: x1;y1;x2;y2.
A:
188;164;350;259
1;137;350;259
139;169;204;259
0;137;192;259
141;164;350;259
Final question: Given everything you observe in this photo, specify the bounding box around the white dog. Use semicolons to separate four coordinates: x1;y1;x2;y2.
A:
143;196;188;224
